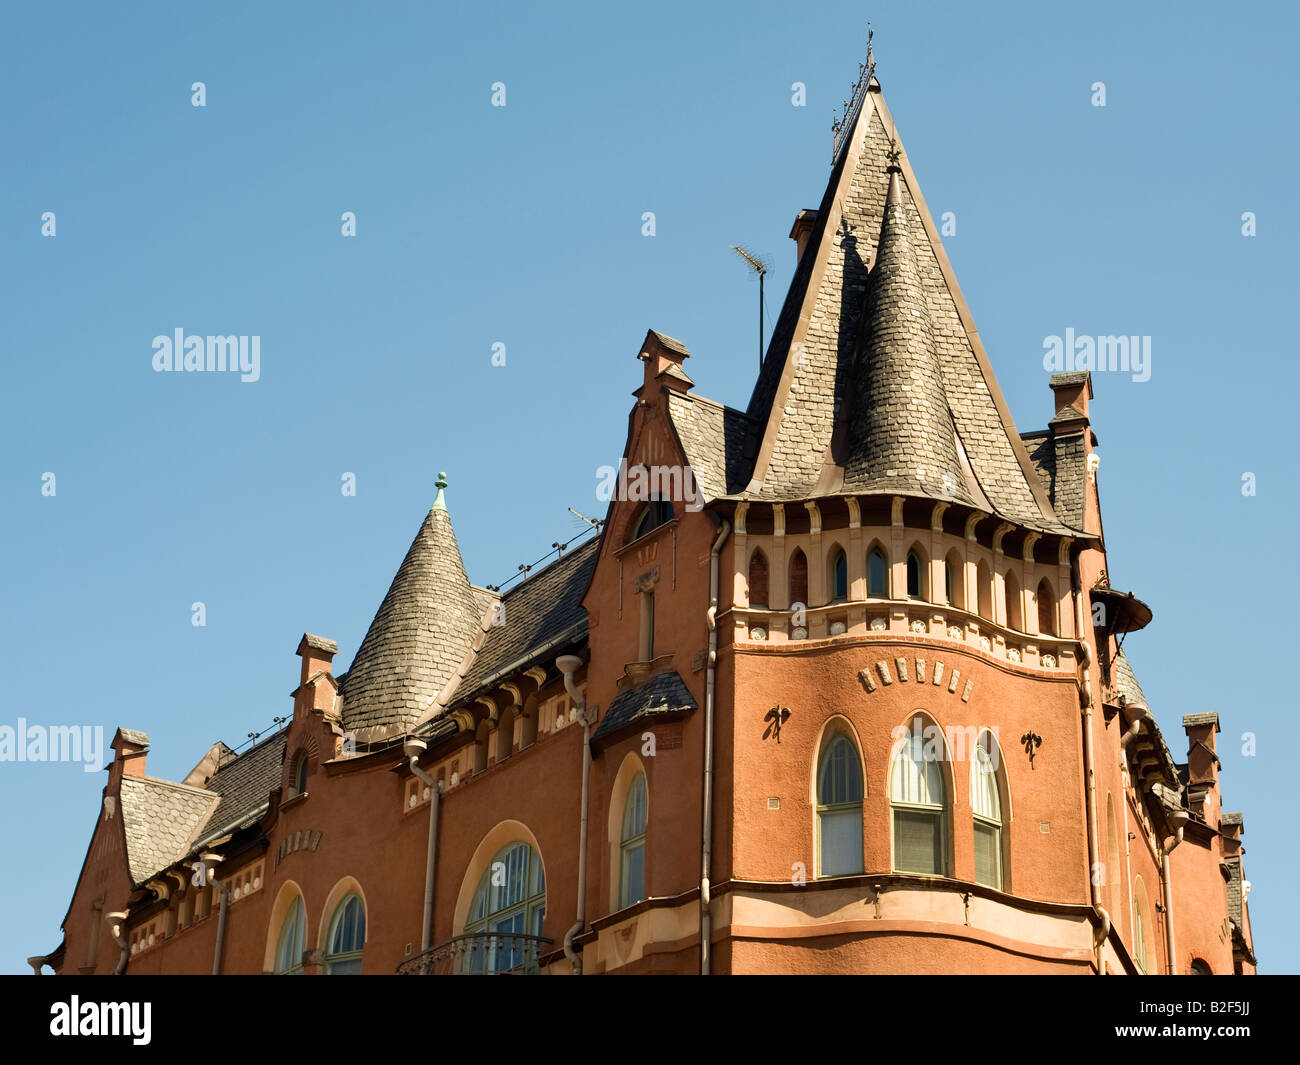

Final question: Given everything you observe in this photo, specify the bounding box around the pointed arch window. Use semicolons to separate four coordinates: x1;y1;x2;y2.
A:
620;773;648;907
465;842;546;973
292;753;308;796
1037;578;1056;636
971;734;1006;890
274;895;306;974
788;549;808;608
829;548;848;602
890;725;948;876
324;893;365;974
748;550;769;608
1005;570;1023;631
907;550;924;600
817;733;864;876
867;547;888;598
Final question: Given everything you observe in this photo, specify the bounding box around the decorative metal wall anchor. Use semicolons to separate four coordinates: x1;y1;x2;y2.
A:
763;706;791;743
1020;732;1043;769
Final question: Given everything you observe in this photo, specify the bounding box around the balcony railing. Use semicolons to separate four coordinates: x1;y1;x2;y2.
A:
396;932;553;975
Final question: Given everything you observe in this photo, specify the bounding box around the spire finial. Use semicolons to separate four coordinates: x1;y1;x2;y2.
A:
866;23;874;84
433;471;448;511
886;136;901;171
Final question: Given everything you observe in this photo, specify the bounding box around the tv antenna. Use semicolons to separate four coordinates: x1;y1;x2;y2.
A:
731;245;769;371
569;507;603;531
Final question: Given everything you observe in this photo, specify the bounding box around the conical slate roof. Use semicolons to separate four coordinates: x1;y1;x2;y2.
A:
731;77;1071;533
340;476;483;742
842;164;972;503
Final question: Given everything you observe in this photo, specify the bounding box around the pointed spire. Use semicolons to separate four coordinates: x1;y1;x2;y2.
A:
340;476;482;743
842;163;970;502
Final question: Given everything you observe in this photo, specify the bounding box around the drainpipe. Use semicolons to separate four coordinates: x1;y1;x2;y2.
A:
211;875;230;975
700;516;731;975
557;654;590;974
1073;583;1108;973
26;955;53;975
1161;809;1190;974
106;911;130;975
404;737;441;970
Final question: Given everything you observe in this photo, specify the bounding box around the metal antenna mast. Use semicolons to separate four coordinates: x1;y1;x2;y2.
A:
731;244;769;370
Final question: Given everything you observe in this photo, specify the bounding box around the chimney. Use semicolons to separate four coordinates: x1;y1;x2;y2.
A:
1220;811;1243;857
637;330;693;396
108;728;149;790
789;209;818;263
1181;712;1221;820
1049;371;1092;428
297;633;338;687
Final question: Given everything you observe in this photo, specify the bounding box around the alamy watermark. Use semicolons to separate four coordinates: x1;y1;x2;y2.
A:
1042;328;1150;383
0;720;104;773
152;329;260;383
596;459;702;511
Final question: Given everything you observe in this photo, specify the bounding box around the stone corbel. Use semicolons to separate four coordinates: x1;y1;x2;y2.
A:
930;501;948;532
773;503;786;538
734;501;749;535
991;522;1014;556
475;696;499;724
803;501;822;535
1058;537;1073;567
891;496;905;528
1022;532;1041;563
964;512;985;542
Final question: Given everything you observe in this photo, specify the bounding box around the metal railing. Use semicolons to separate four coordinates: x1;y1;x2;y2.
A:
396;932;553;975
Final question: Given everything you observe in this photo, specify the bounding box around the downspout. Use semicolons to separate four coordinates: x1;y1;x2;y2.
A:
404;737;441;970
1073;582;1109;973
211;875;230;975
557;654;589;974
1161;810;1190;974
106;911;130;975
700;516;731;975
1119;701;1153;750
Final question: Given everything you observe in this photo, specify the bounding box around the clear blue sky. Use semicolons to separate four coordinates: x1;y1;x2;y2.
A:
2;1;1294;973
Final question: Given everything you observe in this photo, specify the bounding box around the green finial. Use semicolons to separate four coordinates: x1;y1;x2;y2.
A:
433;471;448;511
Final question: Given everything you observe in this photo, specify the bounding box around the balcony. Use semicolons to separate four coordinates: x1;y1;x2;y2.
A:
396;932;553;975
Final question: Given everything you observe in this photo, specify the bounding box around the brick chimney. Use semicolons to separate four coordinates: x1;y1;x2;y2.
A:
295;633;339;718
108;728;149;791
1181;712;1221;820
638;330;693;396
1049;371;1092;428
789;209;818;263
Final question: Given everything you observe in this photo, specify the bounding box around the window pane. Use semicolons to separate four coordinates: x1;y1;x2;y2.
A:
819;737;862;805
832;552;847;600
868;551;886;596
907;553;921;597
622;842;645;906
819;809;863;876
974;821;1001;889
894;809;943;875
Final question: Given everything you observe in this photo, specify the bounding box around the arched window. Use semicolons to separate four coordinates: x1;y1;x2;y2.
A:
292;754;308;796
474;720;490;773
890;722;948;876
906;550;924;600
788;549;808;608
1190;959;1212;975
324;893;365;974
829;548;848;602
867;547;888;598
1005;570;1022;631
619;773;648;907
629;496;674;542
971;733;1006;890
465;842;547;973
976;560;992;620
1133;877;1154;974
748;550;769;608
1106;793;1121;918
816;733;864;876
1037;578;1055;636
274;895;306;974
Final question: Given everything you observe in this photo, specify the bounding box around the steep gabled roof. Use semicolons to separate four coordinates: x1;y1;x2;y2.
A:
729;77;1070;533
193;730;287;846
448;536;599;707
339;476;483;742
118;776;219;885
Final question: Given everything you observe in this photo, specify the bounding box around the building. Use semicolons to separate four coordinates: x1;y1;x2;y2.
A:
34;52;1256;977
